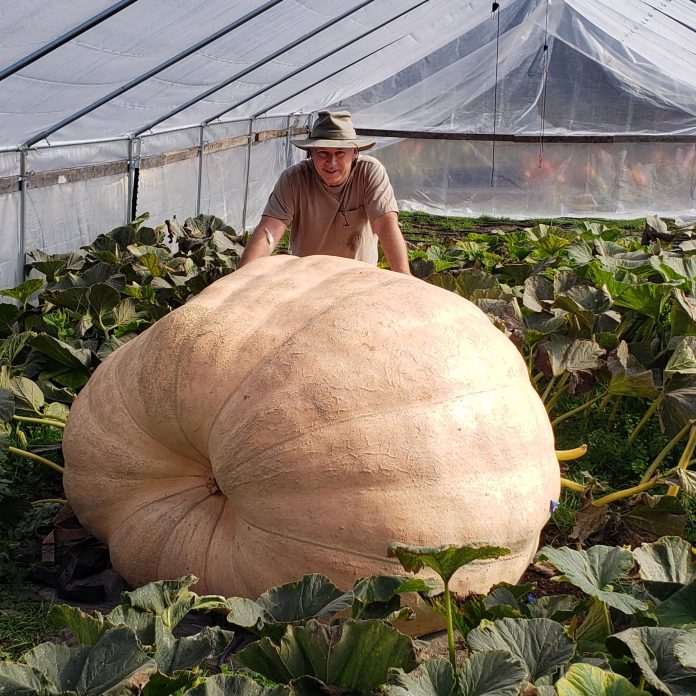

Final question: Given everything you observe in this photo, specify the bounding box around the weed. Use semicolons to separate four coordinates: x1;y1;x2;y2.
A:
0;596;55;660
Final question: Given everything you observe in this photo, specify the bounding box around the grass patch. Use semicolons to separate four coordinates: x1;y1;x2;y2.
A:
0;595;55;660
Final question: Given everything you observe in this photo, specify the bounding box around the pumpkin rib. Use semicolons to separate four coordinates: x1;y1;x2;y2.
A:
211;377;536;483
203;495;232;589
155;487;227;581
108;342;212;470
234;512;533;564
204;273;406;440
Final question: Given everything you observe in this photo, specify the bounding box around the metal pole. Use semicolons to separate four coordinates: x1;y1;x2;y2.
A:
18;150;27;284
130;138;141;222
285;114;293;168
0;0;138;83
196;125;205;215
126;137;134;224
241;119;254;234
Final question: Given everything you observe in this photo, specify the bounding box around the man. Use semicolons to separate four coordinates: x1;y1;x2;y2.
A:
239;111;410;274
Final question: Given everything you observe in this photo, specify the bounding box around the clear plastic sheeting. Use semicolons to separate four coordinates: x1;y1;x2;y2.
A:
344;0;696;135
1;0;696;288
373;139;696;219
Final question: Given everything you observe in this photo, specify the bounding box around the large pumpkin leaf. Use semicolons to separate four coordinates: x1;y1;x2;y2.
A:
9;375;44;414
536;546;647;614
675;632;696;670
0;278;44;307
0;387;15;422
182;673;290;696
607;342;659;399
22;627;157;695
466;617;575;682
574;598;612;655
237;618;417;691
350;574;418;621
660;374;696;437
387;543;510;584
556;663;650;696
613;282;673;321
0;662;52;695
120;575;226;630
651;581;696;628
634;537;696;586
665;338;696;377
623;495;688;540
553;285;612;332
606;627;696;696
386;658;456;696
29;333;92;368
538;335;605;378
226;574;351;641
670;291;696;337
523;276;554;312
458;650;527;696
153;620;232;674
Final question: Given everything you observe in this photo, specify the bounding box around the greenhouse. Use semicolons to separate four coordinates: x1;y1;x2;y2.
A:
2;2;696;693
2;0;695;289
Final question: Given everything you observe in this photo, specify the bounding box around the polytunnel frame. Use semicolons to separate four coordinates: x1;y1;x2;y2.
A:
3;3;696;286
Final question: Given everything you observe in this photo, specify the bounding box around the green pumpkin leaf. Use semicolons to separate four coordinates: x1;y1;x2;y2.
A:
9;376;44;414
182;673;290;696
237;619;417;690
574;598;612;655
0;388;15;422
29;333;92;368
613;282;673;321
536;545;647;614
0;278;44;306
634;537;696;586
665;338;696;377
606;626;696;695
227;574;350;641
556;663;650;695
457;650;527;696
386;658;456;696
607;341;659;399
539;336;605;378
22;627;157;695
675;631;696;670
623;495;688;539
651;581;696;628
387;543;510;584
152;621;233;674
0;661;51;694
466;617;575;682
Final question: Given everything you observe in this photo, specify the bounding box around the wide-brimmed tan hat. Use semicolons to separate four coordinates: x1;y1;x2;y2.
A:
293;111;375;151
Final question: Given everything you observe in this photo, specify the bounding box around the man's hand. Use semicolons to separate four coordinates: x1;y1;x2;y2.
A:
372;212;411;274
239;216;288;267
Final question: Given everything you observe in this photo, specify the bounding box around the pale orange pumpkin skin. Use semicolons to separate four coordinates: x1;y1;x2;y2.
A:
63;255;560;610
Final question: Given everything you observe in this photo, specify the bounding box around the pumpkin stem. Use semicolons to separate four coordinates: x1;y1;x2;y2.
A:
206;477;221;495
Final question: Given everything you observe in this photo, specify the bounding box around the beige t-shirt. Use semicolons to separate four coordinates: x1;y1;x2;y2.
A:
262;155;399;264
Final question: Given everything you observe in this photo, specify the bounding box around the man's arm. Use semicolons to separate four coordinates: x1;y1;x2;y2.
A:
239;216;288;268
372;211;411;275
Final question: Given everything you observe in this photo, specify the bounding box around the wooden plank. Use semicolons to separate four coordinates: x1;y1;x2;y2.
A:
0;126;308;192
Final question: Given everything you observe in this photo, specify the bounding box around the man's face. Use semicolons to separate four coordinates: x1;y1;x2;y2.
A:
309;147;358;186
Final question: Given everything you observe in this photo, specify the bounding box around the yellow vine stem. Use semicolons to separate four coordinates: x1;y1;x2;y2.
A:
13;414;66;428
627;395;663;445
560;477;586;493
8;446;64;474
592;478;661;507
640;419;695;484
667;423;696;497
551;392;605;428
556;444;588;461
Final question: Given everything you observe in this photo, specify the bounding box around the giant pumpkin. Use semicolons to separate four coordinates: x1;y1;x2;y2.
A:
63;255;560;622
